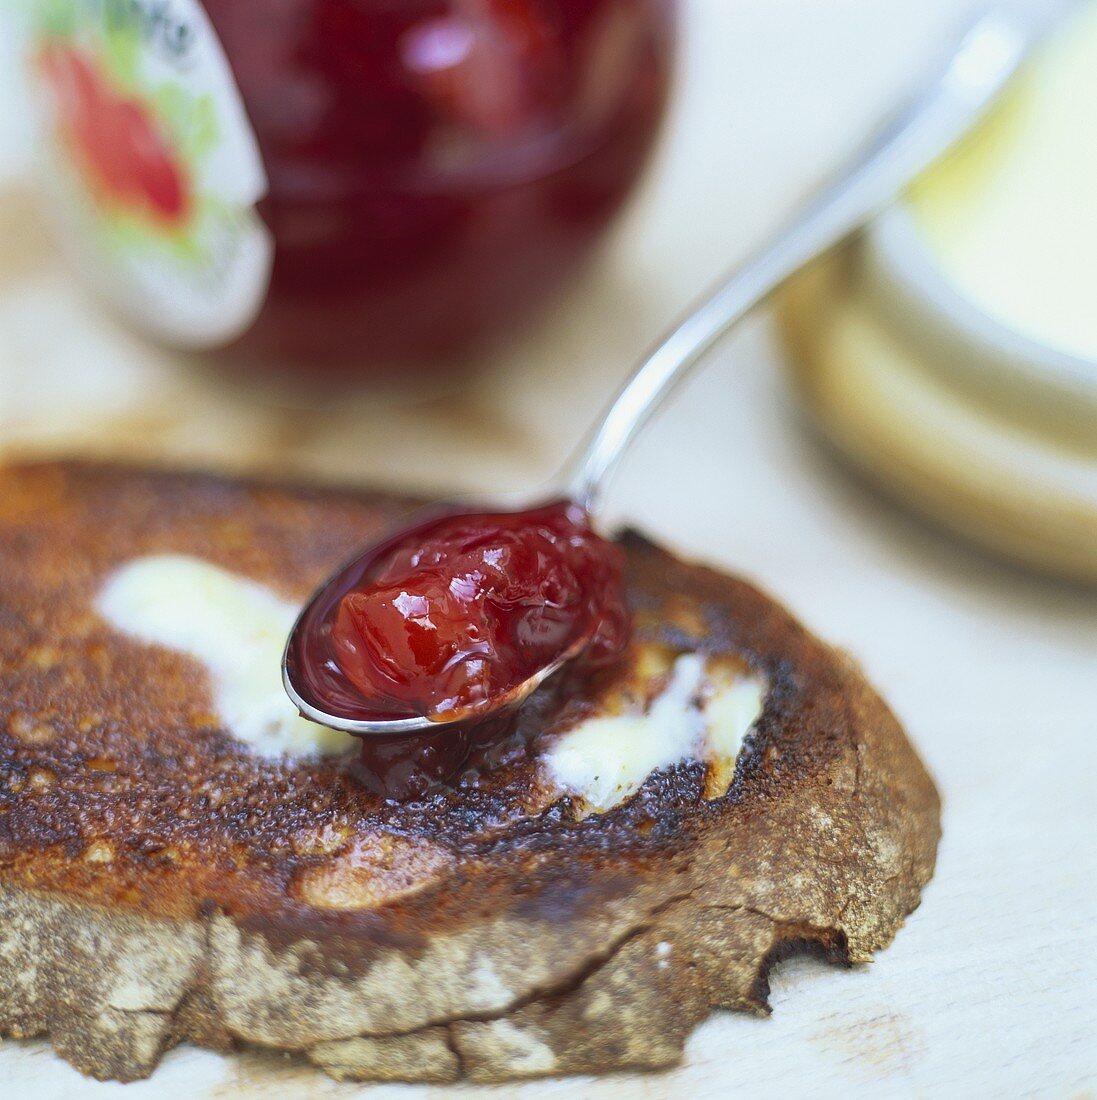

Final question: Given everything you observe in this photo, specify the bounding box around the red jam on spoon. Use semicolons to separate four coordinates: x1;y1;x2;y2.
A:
286;501;630;798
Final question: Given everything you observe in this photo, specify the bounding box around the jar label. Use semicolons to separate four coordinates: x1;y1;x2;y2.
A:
22;0;272;349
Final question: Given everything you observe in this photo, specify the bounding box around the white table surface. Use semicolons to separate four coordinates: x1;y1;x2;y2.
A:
1;2;1094;1097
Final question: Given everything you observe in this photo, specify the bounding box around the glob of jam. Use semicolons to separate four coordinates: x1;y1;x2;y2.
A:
286;501;630;798
332;502;628;717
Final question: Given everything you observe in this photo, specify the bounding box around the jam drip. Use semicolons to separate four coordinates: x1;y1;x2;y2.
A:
286;501;630;798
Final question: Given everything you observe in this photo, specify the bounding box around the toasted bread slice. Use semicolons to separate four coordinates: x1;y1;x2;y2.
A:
0;460;940;1083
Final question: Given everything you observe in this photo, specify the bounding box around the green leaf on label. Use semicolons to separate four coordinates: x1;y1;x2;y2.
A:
150;87;219;170
188;95;221;161
96;204;206;269
30;0;77;39
101;19;141;89
92;192;241;272
150;83;191;144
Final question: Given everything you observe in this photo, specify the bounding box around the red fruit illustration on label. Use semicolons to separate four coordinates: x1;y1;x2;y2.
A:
38;43;191;227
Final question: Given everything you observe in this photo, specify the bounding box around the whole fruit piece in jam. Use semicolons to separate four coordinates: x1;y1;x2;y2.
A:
330;501;630;721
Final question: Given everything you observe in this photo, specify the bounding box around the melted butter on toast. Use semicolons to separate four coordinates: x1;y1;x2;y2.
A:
542;653;766;814
97;555;349;757
96;555;764;809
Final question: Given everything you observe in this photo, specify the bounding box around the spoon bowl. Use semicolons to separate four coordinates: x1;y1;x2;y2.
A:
282;498;606;736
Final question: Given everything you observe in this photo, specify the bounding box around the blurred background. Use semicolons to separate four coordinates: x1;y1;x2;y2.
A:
1;0;1094;583
0;0;988;489
0;1;1094;1096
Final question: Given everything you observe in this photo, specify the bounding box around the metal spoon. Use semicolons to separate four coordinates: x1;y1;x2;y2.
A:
285;5;1057;738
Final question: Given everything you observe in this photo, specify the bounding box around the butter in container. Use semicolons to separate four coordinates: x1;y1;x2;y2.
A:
778;1;1097;584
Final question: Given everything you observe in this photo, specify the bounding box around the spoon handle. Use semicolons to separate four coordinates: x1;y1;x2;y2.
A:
568;7;1048;512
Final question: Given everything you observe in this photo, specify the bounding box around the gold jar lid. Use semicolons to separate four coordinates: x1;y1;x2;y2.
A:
776;239;1097;584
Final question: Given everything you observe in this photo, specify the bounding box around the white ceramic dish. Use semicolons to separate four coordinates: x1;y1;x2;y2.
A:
864;204;1097;444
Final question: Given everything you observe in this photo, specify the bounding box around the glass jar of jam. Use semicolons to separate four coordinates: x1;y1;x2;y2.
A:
23;0;675;380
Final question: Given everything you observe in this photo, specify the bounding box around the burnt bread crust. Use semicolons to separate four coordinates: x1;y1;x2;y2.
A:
0;460;940;1082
